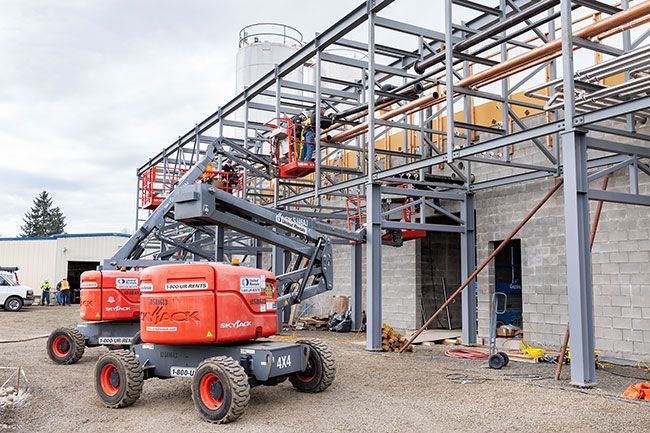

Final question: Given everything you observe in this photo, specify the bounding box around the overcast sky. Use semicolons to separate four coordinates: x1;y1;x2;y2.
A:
0;0;475;237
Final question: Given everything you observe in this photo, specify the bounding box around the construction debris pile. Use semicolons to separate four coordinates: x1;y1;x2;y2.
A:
382;324;413;352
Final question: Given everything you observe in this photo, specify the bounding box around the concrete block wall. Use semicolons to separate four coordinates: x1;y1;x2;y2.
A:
472;117;650;361
307;240;419;330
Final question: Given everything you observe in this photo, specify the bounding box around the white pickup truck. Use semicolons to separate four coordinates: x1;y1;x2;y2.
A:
0;267;34;312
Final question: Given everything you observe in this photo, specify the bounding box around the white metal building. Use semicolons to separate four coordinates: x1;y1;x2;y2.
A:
0;233;129;300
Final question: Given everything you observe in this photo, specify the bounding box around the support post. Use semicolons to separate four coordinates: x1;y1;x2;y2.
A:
351;242;363;331
215;226;225;262
460;194;477;344
562;130;596;387
444;0;455;163
365;1;382;351
561;0;596;387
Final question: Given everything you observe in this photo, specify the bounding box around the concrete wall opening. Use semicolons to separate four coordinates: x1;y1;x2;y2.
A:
418;228;462;330
493;239;523;330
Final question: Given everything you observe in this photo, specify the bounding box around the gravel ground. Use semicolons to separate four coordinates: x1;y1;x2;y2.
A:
1;306;649;433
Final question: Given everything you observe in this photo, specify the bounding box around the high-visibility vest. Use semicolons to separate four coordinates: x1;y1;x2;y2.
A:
41;282;51;290
60;280;70;291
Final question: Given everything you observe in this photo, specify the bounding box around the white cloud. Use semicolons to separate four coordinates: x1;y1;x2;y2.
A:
0;0;460;237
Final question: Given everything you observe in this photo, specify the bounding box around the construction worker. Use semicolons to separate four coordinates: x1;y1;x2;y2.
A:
55;280;62;305
40;279;51;306
59;277;71;306
290;113;306;162
221;161;240;192
301;107;332;161
300;112;315;161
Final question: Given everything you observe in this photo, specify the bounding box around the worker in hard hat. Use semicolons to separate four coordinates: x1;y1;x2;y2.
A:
300;111;315;161
59;277;71;306
289;113;306;162
40;279;51;306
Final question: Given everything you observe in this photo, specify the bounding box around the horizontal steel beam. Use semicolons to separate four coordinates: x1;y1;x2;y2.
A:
589;189;650;207
382;221;465;233
586;137;650;158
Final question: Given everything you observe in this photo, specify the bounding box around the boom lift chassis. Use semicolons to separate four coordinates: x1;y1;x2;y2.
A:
93;140;354;423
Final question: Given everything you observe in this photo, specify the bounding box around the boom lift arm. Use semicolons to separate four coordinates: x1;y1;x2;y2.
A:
173;181;362;307
105;139;364;310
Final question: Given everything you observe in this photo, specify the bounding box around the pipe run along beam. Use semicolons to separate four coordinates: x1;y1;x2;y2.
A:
328;0;650;143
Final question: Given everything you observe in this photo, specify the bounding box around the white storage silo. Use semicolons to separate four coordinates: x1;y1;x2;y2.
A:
234;23;304;152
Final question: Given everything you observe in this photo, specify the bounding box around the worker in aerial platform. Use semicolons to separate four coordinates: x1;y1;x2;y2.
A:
289;112;306;162
300;107;334;161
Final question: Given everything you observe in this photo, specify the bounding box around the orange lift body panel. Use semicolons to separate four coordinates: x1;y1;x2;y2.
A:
139;263;278;345
79;270;141;321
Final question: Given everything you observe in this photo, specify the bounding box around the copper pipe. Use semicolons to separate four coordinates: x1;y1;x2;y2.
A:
597;13;650;40
399;179;564;353
329;1;650;144
554;175;609;380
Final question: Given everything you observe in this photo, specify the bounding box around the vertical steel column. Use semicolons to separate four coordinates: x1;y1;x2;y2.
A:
215;226;225;262
351;241;363;330
255;239;263;269
560;0;596;387
217;106;223;170
621;0;637;189
460;193;477;344
548;8;561;172
315;48;322;203
500;0;510;162
134;172;141;232
366;0;382;351
621;0;634;134
444;0;455;163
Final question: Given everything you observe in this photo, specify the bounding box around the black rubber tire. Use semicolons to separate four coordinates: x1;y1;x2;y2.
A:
488;353;506;370
191;356;250;424
4;296;23;312
46;327;86;365
497;351;510;366
129;331;142;351
95;350;144;408
289;339;336;393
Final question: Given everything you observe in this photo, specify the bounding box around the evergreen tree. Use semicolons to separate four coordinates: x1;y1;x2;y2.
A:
20;191;66;237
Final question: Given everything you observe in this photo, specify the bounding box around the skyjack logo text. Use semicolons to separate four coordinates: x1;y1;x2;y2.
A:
220;320;253;329
141;306;200;324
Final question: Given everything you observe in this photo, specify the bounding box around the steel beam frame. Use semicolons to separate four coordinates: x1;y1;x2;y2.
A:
125;0;650;387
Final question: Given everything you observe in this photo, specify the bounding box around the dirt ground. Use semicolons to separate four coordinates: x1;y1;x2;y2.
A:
1;306;649;433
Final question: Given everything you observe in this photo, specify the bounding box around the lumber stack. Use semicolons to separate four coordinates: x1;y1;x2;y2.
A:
293;315;330;330
382;324;413;352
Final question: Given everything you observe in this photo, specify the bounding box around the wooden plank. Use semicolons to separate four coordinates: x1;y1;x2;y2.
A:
406;329;461;344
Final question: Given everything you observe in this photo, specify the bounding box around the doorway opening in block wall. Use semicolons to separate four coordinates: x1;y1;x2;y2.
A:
493;239;522;330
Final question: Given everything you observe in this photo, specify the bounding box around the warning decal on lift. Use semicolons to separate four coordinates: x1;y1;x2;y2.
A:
240;276;266;294
146;326;178;332
170;366;195;378
164;281;208;291
98;337;132;345
140;283;154;292
80;281;98;288
116;278;139;289
275;213;309;234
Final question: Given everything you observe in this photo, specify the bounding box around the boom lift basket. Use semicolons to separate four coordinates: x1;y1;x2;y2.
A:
265;117;315;178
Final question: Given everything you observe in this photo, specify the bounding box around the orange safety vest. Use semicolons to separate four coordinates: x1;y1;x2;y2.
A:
60;280;70;291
